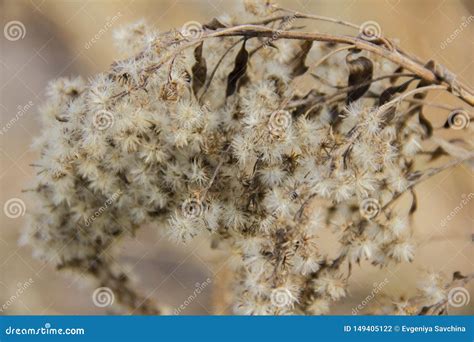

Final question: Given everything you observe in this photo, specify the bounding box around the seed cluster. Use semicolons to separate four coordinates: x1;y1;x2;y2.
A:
23;0;472;315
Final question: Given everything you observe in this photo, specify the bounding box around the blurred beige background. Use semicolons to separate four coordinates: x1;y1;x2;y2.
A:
0;0;472;315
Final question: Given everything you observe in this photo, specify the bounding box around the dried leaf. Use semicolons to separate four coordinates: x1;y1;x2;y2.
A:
427;146;447;162
410;79;432;137
453;271;467;281
346;54;373;104
418;111;433;137
390;66;404;84
409;189;417;216
226;40;249;98
379;106;396;127
379;78;416;105
290;41;313;77
191;42;207;96
202;18;226;30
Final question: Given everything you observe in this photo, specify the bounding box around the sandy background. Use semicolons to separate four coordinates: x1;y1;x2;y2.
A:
0;0;472;315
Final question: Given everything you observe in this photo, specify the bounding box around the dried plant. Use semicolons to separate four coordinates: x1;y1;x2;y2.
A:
23;0;473;315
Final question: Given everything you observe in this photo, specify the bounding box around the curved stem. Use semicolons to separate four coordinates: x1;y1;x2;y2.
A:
272;5;360;30
203;25;473;106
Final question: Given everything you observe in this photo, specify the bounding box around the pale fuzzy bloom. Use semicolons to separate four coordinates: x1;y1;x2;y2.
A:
145;187;168;209
223;203;248;230
46;77;86;103
203;202;222;232
130;206;148;225
244;273;269;296
334;181;355;202
88;74;115;109
113;59;142;85
265;61;291;84
242;253;267;275
187;159;209;186
313;178;336;198
167;213;200;244
234;295;274;315
263;188;293;217
387;169;409;193
417;272;446;305
347;238;380;262
307;298;331;315
269;283;300;309
383;143;399;165
390;216;408;237
139;142;168;165
365;113;383;136
113;20;153;55
174;101;204;130
25;7;460;316
344;101;364;120
355;173;378;198
402;134;422;156
313;274;346;301
243;0;274;17
259;214;276;233
241;82;280;125
388;240;415;262
295;117;324;148
380;125;397;142
258;164;286;186
231;134;254;167
293;254;321;275
237;236;264;256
